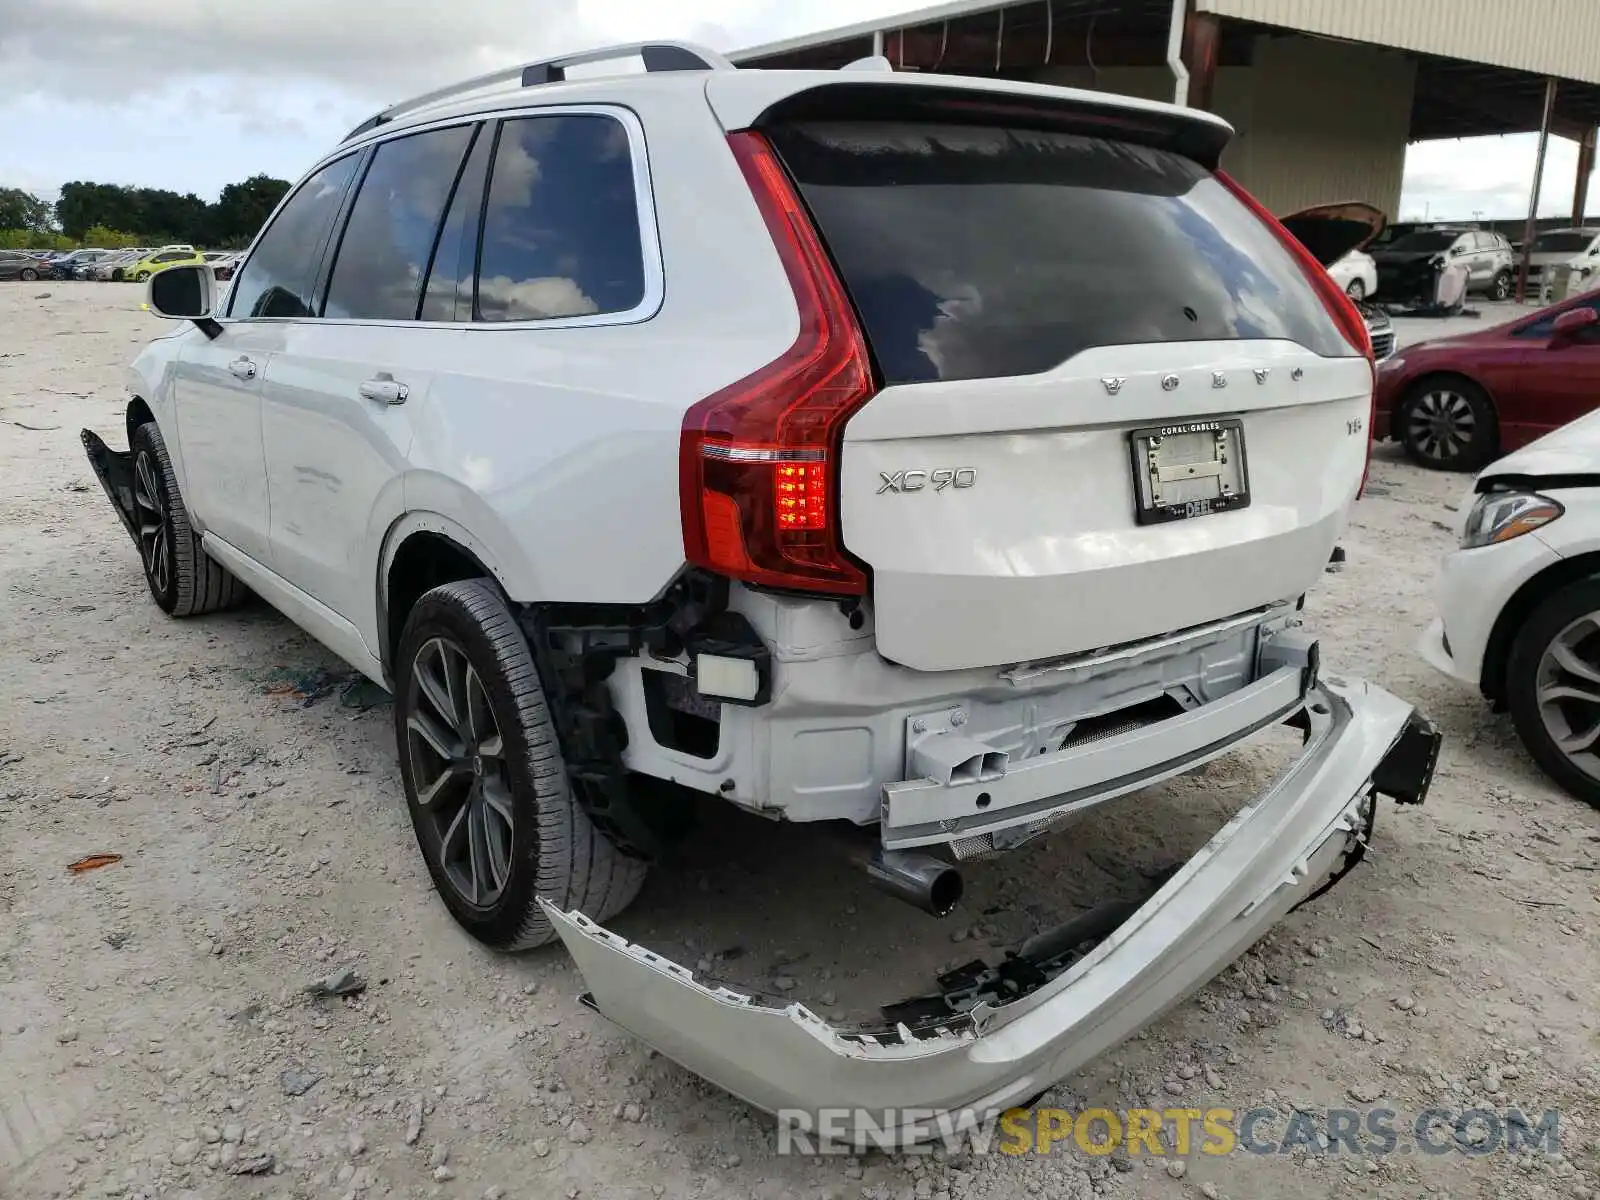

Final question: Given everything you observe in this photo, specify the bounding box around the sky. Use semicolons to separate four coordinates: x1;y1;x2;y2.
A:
0;0;1589;225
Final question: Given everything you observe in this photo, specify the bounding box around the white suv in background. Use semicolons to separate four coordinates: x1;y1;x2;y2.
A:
83;42;1438;1136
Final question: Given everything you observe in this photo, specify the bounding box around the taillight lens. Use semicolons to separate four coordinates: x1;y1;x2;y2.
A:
1215;171;1376;495
679;131;873;595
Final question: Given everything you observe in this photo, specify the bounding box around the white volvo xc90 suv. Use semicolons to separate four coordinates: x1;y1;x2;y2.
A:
83;42;1438;1139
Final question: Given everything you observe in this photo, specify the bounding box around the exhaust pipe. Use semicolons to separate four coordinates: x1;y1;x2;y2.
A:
861;848;964;918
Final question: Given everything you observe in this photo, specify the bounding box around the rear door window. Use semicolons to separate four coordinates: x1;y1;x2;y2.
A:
767;121;1350;385
419;124;494;323
324;123;477;321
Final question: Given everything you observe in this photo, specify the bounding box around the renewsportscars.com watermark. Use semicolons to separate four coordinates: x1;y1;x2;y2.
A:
776;1106;1563;1158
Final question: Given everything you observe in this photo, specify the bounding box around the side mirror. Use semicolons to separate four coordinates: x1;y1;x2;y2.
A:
1549;306;1598;346
146;264;221;339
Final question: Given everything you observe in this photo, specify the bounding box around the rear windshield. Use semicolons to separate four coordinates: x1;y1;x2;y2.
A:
1383;231;1458;253
767;121;1349;385
1534;232;1594;252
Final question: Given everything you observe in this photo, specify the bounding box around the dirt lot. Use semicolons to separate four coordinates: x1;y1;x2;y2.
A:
2;285;1597;1200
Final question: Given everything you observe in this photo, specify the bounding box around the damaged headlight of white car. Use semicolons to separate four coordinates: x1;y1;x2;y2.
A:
1460;489;1563;549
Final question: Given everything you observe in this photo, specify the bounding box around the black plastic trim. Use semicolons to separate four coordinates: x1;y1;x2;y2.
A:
1371;712;1442;806
1477;472;1600;494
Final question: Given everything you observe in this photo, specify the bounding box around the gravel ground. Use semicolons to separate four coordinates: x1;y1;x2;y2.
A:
1;285;1597;1200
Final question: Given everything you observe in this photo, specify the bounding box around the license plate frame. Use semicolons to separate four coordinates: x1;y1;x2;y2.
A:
1128;417;1251;526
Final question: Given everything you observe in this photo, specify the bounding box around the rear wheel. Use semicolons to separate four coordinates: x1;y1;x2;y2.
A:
1397;377;1496;472
1491;269;1513;301
1506;579;1600;809
19;267;37;282
394;579;647;951
1345;278;1366;301
129;422;248;616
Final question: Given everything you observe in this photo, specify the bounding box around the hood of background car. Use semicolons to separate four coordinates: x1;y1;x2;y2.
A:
1480;406;1600;480
1278;202;1387;267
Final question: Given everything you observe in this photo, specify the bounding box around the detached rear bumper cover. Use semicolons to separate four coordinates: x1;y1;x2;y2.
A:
542;676;1434;1143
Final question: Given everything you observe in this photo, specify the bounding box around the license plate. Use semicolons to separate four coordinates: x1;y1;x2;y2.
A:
1128;418;1250;525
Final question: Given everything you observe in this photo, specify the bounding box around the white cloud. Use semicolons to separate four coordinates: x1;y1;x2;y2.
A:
1401;134;1593;223
0;0;1593;222
476;274;600;321
0;0;913;197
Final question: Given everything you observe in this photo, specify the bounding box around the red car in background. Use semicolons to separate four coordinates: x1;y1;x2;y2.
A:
1376;290;1600;470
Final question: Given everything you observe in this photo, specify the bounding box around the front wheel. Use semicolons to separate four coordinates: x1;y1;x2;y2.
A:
1345;278;1366;301
133;271;149;283
1507;579;1600;809
129;422;248;615
1491;270;1513;301
1397;377;1497;472
394;579;647;951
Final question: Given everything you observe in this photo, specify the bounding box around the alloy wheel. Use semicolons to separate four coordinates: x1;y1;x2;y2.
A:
1536;613;1600;784
132;450;170;596
404;636;514;908
1406;389;1476;464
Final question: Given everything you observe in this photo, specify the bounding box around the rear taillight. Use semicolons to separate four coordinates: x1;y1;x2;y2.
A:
1215;170;1377;495
679;131;873;595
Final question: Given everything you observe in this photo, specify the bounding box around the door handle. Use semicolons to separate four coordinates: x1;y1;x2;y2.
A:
359;375;409;406
228;356;256;380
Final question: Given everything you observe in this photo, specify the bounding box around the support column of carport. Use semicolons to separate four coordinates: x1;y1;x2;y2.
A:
1177;1;1220;111
1574;126;1597;223
1518;78;1559;304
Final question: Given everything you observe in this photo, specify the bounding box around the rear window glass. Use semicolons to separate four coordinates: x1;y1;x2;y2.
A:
1534;232;1594;253
1384;231;1458;253
768;121;1349;385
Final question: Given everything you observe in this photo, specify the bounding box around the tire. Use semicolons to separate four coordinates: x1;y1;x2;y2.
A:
128;421;248;616
1397;376;1497;472
1491;269;1513;301
393;578;647;951
20;267;38;281
111;270;124;282
133;271;149;283
1506;578;1600;809
1345;278;1366;301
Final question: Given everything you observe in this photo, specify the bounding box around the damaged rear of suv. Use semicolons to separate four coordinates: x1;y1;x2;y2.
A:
87;43;1438;1137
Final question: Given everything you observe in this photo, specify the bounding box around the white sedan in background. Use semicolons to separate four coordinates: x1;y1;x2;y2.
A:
1328;248;1378;301
1421;408;1600;808
1279;202;1382;302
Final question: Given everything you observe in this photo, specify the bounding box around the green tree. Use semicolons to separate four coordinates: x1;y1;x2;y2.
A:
55;175;290;246
0;187;52;232
80;226;142;249
211;175;290;246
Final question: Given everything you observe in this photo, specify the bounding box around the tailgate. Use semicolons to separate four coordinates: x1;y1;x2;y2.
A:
842;343;1370;671
765;117;1370;672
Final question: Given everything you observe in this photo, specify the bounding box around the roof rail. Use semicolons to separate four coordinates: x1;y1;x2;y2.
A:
342;41;736;143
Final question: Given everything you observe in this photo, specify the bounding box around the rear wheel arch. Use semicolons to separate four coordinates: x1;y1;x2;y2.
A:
1480;551;1600;706
380;519;510;684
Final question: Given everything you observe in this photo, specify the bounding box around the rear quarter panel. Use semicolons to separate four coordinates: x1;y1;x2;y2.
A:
399;87;799;606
